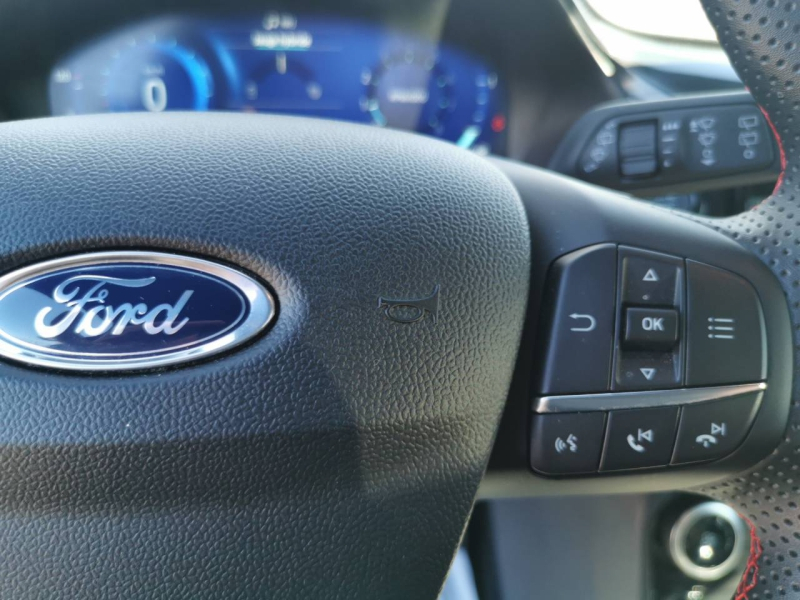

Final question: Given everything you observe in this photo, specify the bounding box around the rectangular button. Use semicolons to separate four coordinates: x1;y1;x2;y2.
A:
620;247;682;307
614;351;680;390
621;158;657;177
685;261;766;386
672;393;761;464
619;121;657;157
531;412;607;475
601;406;679;471
540;245;616;394
624;307;679;349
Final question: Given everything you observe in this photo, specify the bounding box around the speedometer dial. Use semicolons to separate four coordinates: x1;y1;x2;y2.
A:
50;25;220;116
104;40;213;112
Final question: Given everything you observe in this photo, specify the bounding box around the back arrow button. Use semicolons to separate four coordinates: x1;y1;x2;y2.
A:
569;313;597;332
541;244;616;395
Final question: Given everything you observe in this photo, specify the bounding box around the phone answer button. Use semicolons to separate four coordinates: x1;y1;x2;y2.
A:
600;406;679;471
672;392;762;465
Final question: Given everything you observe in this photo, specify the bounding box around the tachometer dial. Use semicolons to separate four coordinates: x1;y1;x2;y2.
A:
362;51;454;136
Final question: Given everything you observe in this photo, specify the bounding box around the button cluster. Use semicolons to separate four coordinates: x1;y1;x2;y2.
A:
530;391;762;475
576;104;774;187
616;247;684;390
532;244;767;476
539;245;766;396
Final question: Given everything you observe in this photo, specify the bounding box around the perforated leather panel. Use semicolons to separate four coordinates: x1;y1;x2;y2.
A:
698;1;800;596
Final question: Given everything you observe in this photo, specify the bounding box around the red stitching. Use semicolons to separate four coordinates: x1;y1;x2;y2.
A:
734;515;763;600
758;104;786;196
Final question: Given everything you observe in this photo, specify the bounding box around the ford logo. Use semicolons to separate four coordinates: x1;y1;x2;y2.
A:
0;251;275;371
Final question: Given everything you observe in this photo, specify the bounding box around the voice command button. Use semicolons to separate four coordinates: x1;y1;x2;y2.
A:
531;412;607;475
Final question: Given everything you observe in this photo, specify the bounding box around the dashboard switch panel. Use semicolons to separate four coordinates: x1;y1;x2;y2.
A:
672;392;762;464
600;406;679;471
539;245;616;394
579;122;618;178
685;261;766;386
530;412;606;475
684;107;772;174
550;92;782;196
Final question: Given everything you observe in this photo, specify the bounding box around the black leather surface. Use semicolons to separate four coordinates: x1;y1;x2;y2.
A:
0;113;530;598
698;1;800;596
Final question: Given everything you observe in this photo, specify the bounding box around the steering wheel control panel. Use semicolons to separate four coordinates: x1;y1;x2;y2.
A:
550;92;782;196
530;244;767;476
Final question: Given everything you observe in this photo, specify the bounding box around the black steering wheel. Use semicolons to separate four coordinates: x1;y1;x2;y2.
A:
693;0;800;596
0;1;796;598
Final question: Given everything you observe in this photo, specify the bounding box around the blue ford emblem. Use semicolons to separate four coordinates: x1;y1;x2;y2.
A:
0;251;275;371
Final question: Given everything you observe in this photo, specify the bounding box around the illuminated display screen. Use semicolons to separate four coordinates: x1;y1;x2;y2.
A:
50;13;507;153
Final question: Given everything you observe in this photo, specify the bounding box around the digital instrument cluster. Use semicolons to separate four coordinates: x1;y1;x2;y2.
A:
50;13;507;153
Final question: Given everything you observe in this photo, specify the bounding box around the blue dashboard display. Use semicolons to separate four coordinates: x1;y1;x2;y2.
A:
50;14;506;153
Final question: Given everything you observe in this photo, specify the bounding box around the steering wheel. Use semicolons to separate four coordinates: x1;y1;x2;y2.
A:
693;0;800;596
0;1;796;598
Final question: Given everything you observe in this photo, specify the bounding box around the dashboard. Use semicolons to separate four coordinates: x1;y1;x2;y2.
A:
49;13;507;153
0;0;621;167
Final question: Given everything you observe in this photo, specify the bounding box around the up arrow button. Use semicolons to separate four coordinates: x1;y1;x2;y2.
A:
643;268;659;282
620;246;682;306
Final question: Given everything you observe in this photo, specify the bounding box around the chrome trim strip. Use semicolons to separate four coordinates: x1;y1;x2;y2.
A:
0;251;275;372
533;382;767;413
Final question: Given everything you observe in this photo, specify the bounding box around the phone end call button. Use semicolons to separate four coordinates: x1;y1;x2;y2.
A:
672;392;762;465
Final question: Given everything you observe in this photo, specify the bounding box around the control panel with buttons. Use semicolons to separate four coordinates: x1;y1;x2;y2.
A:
531;244;767;476
615;247;684;391
550;92;782;196
574;106;773;187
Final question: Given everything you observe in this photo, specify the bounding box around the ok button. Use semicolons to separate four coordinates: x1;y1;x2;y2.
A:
624;307;679;349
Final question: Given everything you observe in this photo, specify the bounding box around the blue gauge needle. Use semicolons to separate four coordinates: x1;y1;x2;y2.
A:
456;125;482;148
